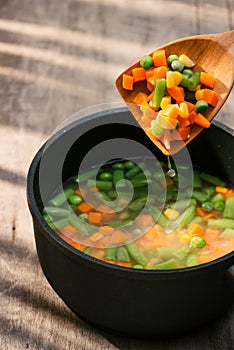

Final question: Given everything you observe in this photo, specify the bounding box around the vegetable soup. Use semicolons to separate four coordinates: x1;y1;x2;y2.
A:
42;158;234;270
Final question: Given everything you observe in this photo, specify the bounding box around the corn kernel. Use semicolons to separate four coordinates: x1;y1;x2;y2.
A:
160;96;171;109
166;71;175;88
179;54;195;68
179;102;189;118
172;71;183;86
164;208;180;220
90;232;104;242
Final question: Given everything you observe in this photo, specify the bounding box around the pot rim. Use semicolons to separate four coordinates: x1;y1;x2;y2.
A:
27;106;234;277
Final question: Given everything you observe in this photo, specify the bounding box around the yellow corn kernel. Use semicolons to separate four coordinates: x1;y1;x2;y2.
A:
164;208;180;220
90;232;104;242
166;71;175;88
172;71;183;86
179;102;189;118
160;96;171;109
179;54;195;68
182;234;191;243
163;104;179;119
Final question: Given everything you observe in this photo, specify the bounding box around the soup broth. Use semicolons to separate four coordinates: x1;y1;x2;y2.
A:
42;158;234;270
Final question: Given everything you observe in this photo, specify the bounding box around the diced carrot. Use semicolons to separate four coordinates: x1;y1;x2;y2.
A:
75;189;83;196
135;214;154;228
162;104;179;119
132;67;146;82
77;201;93;213
183;101;195;113
188;110;198;124
70;241;85;251
146;76;155;91
89;186;99;192
152;49;167;67
167;86;185;102
99;225;115;235
145;67;155;80
197;207;205;217
122;74;134;90
98;205;116;221
154;66;168;79
200;72;216;89
133;92;148;104
194;113;211;128
62;224;78;235
215;186;229;194
177;116;190;128
195;88;219;107
187;222;204;236
116;261;132;268
165;176;174;187
89;232;104;242
157;114;178;129
108;230;127;245
88;212;102;225
226;189;234;198
145;90;155;102
170;126;191;140
145;227;159;240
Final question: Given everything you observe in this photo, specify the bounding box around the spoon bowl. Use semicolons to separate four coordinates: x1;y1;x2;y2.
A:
116;30;234;155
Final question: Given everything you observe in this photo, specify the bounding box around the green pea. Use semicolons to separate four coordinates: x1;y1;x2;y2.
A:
187;72;200;90
180;74;189;88
214;201;225;211
202;202;214;211
99;172;113;181
167;54;179;66
190;236;206;249
195;100;209;113
140;55;153;69
68;194;83;205
112;162;124;170
43;214;52;223
124;160;135;169
171;60;184;72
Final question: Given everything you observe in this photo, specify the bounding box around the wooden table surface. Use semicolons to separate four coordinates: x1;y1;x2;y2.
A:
0;1;233;349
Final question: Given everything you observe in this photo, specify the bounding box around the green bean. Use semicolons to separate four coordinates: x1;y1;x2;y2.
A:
157;247;174;260
148;206;168;227
208;218;234;229
199;172;226;186
179;73;189;88
152;78;166;108
201;202;214;212
103;218;133;228
94;191;112;203
184;90;196;103
116;247;130;262
99;172;113;181
182;69;193;77
211;193;225;204
223;197;234;219
124;160;135;169
193;170;202;188
186;253;199;267
128;196;147;211
113;169;125;187
202;186;216;196
50;218;69;230
84;247;92;256
68;214;89;235
151;259;178;270
170;198;196;211
173;205;196;230
87;179;113;191
108;190;118;199
105;246;117;260
125;242;148;266
50;188;74;207
130;178;150;188
74;168;97;183
111;162;124;170
133;264;143;269
187;71;200;90
43;206;71;218
173;246;190;261
220;228;234;239
192;190;210;203
43;214;52;223
190;216;204;225
125;165;142;179
68;194;83;205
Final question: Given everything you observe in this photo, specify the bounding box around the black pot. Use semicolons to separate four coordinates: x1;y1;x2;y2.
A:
27;107;234;337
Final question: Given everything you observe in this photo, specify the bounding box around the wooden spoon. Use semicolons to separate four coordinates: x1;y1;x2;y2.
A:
116;30;234;156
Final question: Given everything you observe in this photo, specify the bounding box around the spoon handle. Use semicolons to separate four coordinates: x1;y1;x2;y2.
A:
211;30;234;56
